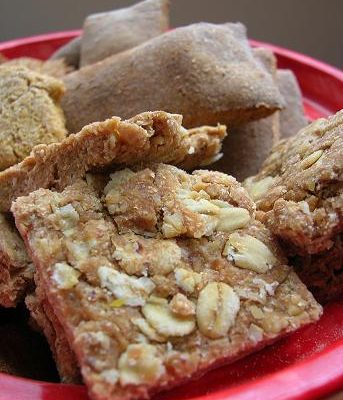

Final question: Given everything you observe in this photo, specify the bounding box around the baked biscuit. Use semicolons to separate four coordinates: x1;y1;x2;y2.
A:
12;165;321;400
276;70;307;139
0;66;67;171
244;110;343;255
0;213;33;307
0;56;73;78
49;37;81;68
62;23;283;132
80;0;169;67
0;111;226;212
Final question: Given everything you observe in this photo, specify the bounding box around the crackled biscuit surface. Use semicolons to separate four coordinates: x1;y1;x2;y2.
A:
13;164;321;400
0;111;226;212
244;110;343;254
0;66;67;171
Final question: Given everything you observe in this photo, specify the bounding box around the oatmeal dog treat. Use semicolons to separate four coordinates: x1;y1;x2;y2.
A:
212;47;280;181
26;280;80;383
80;0;169;67
0;214;33;307
50;37;81;68
0;111;226;212
292;234;343;303
13;165;321;400
0;56;73;78
0;67;67;171
62;23;283;132
276;70;307;139
244;110;343;255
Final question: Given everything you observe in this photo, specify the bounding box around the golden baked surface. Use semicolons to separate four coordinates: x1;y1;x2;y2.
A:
12;164;321;399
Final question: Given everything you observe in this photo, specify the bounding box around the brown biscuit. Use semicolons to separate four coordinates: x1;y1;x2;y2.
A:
212;47;280;181
0;55;73;78
291;234;343;303
0;66;67;171
244;110;343;255
276;70;308;139
80;0;169;67
12;165;321;400
0;111;226;212
49;36;81;68
0;213;33;307
62;22;283;133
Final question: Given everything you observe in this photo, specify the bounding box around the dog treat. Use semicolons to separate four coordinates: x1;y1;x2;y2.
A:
13;164;321;400
26;278;80;383
0;111;226;212
292;234;343;303
276;70;307;139
212;48;280;181
0;55;73;78
244;110;343;255
0;213;34;307
80;0;169;67
62;23;283;132
49;37;82;68
0;66;67;171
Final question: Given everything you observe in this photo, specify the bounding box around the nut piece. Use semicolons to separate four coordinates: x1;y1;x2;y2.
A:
216;207;251;233
118;344;165;386
98;266;155;306
174;268;202;293
223;233;277;273
169;293;196;316
51;262;80;289
197;282;240;339
244;176;275;201
54;203;80;233
142;296;196;337
162;212;185;238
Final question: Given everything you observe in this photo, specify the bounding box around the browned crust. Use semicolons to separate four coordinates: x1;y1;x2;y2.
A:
12;165;321;400
62;23;283;132
0;111;225;212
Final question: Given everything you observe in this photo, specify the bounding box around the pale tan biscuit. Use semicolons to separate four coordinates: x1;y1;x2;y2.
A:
49;37;81;68
0;66;67;171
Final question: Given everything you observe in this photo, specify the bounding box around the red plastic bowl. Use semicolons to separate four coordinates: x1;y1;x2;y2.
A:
0;32;342;400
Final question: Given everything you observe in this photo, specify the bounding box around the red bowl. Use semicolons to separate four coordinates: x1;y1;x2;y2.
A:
0;32;342;400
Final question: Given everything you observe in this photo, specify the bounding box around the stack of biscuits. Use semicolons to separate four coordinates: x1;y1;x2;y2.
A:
0;1;341;399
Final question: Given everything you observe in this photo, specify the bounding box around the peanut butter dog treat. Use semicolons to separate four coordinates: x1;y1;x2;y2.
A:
49;37;81;68
244;110;343;255
0;213;34;307
0;66;67;171
12;165;321;400
212;48;280;181
292;234;343;303
0;111;226;212
0;55;73;78
276;70;307;139
80;0;169;67
62;23;283;132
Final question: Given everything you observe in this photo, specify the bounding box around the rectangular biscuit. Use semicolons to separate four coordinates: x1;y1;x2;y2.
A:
12;164;322;400
0;213;33;307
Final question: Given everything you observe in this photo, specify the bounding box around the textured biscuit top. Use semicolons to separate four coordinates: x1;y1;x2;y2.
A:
62;22;283;132
0;66;67;171
0;111;226;212
12;164;321;400
244;110;343;254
